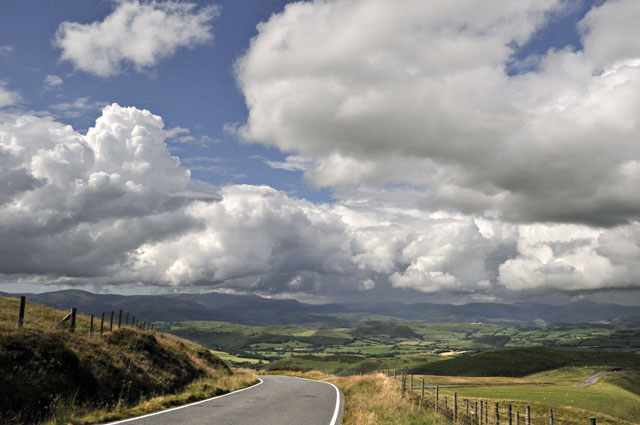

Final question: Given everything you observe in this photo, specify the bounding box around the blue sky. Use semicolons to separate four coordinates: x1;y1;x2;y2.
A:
1;0;331;202
1;0;640;304
0;0;598;203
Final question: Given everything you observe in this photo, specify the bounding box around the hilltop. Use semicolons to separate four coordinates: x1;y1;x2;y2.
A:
0;296;255;425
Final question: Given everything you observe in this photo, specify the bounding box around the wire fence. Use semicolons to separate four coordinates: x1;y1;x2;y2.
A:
14;295;156;335
381;369;603;425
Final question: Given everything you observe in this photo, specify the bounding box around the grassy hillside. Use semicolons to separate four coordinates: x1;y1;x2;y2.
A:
0;296;256;424
418;368;640;424
410;347;640;377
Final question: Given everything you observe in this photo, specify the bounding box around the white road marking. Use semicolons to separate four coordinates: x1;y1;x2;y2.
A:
285;375;342;425
102;378;264;425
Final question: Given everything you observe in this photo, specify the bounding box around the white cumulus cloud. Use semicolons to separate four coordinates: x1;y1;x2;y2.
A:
54;0;218;77
235;0;640;226
0;82;20;107
2;105;640;301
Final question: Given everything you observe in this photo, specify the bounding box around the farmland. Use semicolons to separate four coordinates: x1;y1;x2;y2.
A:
156;319;640;373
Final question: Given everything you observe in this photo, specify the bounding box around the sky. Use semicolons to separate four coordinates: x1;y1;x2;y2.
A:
1;0;640;305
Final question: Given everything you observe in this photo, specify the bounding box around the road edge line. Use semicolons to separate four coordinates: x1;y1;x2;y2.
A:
280;375;343;425
102;378;264;425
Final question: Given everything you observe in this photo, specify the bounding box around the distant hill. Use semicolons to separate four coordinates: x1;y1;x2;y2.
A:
2;289;640;326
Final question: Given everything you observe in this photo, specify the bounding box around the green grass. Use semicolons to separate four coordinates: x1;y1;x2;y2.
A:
440;381;640;424
211;350;268;365
411;347;640;377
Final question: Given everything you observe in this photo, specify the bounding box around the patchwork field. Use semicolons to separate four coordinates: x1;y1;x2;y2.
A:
157;319;640;372
156;317;640;424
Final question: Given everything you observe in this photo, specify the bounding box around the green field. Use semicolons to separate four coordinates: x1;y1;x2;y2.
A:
420;367;640;424
154;316;640;423
156;319;640;372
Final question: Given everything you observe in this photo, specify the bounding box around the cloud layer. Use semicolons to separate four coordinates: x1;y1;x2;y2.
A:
235;0;640;226
54;0;218;77
2;105;640;299
3;1;640;302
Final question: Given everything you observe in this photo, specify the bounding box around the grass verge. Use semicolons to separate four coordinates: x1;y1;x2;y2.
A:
334;373;448;425
52;368;257;425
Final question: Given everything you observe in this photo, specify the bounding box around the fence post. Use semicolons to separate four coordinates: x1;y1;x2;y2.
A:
435;386;439;413
508;404;512;425
444;396;448;414
421;379;425;399
480;401;484;425
526;406;531;425
17;296;26;328
109;311;114;331
589;419;596;425
410;374;414;392
475;402;479;425
466;399;469;417
118;310;122;328
495;403;499;425
69;308;76;333
100;312;105;336
549;408;554;425
394;369;397;379
516;410;520;425
485;401;488;423
454;392;458;423
90;315;94;336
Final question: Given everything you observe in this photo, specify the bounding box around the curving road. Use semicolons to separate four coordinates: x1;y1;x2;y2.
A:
576;370;618;387
104;375;343;425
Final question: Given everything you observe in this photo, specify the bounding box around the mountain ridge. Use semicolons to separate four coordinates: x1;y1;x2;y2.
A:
2;289;639;325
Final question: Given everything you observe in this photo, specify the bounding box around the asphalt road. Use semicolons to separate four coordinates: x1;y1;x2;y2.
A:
576;370;617;387
104;375;343;425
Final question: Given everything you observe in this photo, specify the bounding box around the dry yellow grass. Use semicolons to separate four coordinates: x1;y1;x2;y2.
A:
63;368;258;425
0;296;258;425
261;369;332;380
333;373;448;425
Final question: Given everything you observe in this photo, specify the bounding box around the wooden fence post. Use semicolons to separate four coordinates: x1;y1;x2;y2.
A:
480;400;484;425
394;369;397;379
69;308;76;333
495;403;499;425
410;374;414;392
109;311;114;331
100;312;104;336
421;379;425;399
435;386;439;413
516;410;520;425
526;406;531;425
549;408;554;425
485;401;488;423
454;392;458;423
475;401;479;425
589;419;596;425
18;296;26;328
118;310;122;328
466;399;469;417
90;315;94;336
508;404;512;425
